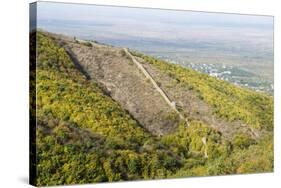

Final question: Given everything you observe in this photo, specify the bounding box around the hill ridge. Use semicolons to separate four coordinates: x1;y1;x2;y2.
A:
50;32;272;140
32;31;273;186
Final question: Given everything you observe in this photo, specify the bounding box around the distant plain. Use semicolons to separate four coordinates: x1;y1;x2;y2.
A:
38;3;274;93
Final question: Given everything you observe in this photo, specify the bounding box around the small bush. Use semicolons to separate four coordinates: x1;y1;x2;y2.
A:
82;41;93;47
233;134;256;149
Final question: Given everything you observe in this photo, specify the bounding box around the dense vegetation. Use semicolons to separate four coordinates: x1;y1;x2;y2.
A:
32;32;273;186
34;32;184;185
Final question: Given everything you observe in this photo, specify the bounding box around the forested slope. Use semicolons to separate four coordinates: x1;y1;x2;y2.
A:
31;31;273;186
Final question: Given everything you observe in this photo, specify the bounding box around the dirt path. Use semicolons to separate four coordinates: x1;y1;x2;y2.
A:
123;48;187;124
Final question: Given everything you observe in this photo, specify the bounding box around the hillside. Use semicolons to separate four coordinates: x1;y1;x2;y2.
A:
31;31;273;186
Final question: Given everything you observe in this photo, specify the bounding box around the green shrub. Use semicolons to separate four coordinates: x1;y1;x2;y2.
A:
233;134;256;149
81;41;93;47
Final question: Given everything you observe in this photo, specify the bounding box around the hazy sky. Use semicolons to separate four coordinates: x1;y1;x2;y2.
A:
37;2;273;27
36;2;273;58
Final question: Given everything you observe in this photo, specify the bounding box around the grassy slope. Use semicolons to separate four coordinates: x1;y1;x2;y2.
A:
35;32;186;186
33;32;273;186
131;51;273;176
